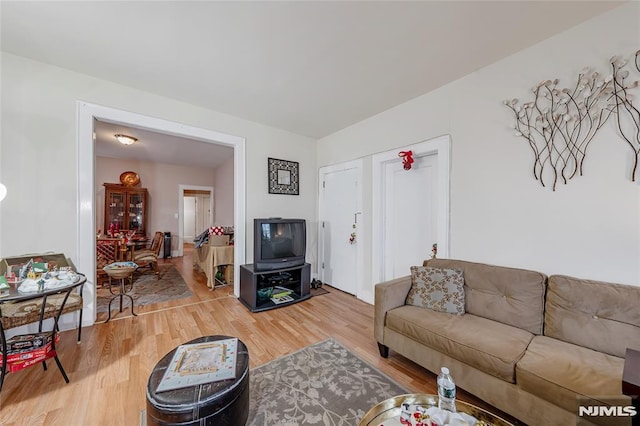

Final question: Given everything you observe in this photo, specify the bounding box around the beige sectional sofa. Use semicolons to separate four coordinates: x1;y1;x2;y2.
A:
374;259;640;426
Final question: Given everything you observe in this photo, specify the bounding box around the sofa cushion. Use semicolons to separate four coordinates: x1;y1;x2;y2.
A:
406;266;465;315
424;259;546;335
386;305;533;382
516;336;628;414
545;275;640;358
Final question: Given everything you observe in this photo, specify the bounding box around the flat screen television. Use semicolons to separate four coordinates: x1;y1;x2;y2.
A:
253;218;306;271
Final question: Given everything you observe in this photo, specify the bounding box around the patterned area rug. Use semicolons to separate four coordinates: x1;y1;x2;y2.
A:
96;265;193;313
248;338;407;425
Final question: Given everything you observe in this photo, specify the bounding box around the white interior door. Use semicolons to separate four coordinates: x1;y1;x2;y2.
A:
319;162;362;295
195;194;211;232
183;192;211;243
183;196;196;240
383;153;438;280
372;135;451;289
178;185;215;257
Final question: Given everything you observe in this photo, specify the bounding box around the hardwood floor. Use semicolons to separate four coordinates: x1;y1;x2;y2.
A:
0;247;522;425
94;244;225;323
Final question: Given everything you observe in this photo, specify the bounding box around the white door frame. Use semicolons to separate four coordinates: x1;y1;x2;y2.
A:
317;159;363;297
178;184;214;257
371;135;451;286
77;101;246;327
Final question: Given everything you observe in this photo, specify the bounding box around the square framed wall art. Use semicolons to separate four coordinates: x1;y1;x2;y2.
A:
268;158;299;195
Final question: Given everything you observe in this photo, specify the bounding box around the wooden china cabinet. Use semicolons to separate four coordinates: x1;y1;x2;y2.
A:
103;183;148;236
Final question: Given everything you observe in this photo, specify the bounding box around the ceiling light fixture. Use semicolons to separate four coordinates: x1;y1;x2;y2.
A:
115;134;138;145
0;183;6;202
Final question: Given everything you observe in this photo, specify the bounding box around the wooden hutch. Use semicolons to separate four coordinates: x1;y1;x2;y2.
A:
103;183;148;237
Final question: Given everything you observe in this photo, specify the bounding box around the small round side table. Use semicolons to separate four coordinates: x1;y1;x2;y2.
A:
102;262;138;322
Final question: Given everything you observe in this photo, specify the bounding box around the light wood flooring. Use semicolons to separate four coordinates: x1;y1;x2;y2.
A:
0;246;521;425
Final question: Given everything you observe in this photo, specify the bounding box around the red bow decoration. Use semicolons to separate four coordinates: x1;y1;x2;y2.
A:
398;150;414;170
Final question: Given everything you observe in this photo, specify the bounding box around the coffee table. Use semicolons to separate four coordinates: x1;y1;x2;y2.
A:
359;393;514;426
146;335;249;426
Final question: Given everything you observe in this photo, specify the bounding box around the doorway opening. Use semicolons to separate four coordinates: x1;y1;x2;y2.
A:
76;102;246;327
179;186;214;256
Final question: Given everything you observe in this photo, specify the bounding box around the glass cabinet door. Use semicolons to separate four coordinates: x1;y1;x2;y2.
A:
107;191;125;230
128;192;145;233
104;184;148;236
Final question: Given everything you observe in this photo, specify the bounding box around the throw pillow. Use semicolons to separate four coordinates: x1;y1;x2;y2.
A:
209;226;225;236
406;266;465;315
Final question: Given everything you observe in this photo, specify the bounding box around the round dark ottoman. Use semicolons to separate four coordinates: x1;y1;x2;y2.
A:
146;335;249;426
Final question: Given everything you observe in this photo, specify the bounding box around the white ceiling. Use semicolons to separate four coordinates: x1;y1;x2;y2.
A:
94;120;234;169
1;1;624;144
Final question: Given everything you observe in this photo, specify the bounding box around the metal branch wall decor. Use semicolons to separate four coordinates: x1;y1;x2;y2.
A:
505;49;640;190
612;50;640;181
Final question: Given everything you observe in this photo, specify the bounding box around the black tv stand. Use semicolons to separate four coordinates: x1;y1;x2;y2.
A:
239;263;311;312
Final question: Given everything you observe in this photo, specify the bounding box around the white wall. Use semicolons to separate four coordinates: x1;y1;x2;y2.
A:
0;52;317;269
318;2;640;292
96;156;217;241
214;156;234;226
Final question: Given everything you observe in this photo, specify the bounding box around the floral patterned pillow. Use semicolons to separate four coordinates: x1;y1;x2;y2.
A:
406;266;465;315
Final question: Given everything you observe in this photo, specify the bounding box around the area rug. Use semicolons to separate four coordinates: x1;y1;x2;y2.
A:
96;265;193;314
248;338;407;425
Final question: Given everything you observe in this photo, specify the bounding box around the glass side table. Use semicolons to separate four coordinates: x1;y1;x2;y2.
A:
359;393;514;426
0;274;87;392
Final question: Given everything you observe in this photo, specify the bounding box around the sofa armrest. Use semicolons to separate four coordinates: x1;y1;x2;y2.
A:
374;275;412;343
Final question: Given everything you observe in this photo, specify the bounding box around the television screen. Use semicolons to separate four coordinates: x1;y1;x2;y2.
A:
254;218;306;271
259;222;305;259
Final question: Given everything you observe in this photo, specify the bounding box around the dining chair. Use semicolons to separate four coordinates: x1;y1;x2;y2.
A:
96;238;122;286
134;231;163;279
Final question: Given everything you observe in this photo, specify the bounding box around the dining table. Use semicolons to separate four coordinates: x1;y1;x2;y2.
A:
97;236;145;262
193;244;234;289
